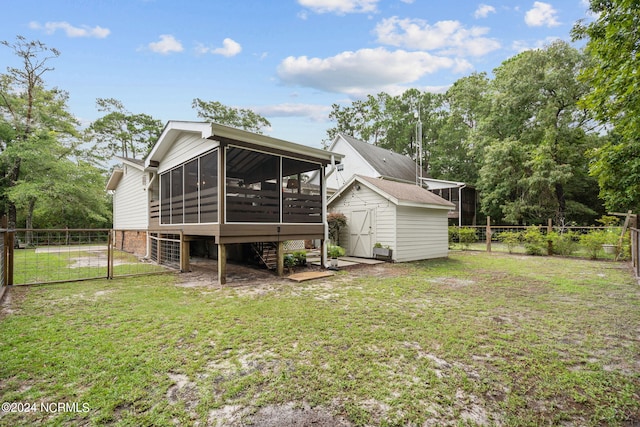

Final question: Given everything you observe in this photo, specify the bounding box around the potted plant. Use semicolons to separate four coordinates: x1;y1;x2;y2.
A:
372;242;392;260
327;245;345;268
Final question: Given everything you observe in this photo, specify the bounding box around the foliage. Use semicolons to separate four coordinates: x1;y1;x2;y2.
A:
573;0;640;212
192;98;271;134
0;36;110;228
548;231;579;256
327;245;345;258
285;250;307;268
497;231;521;254
327;212;347;246
476;41;601;225
522;226;547;256
86;98;163;160
579;230;609;260
457;227;478;250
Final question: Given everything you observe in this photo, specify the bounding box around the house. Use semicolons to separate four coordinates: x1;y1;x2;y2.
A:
106;120;343;283
309;133;476;225
328;175;455;262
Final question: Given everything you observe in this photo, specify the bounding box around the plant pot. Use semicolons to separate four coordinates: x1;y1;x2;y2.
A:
330;257;339;268
373;247;392;260
602;244;617;254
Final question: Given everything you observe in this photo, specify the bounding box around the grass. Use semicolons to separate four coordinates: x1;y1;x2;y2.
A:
12;247;168;285
1;252;639;426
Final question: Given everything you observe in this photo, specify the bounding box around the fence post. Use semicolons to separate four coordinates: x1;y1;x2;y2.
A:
547;218;553;255
486;216;491;253
107;230;113;279
6;231;14;286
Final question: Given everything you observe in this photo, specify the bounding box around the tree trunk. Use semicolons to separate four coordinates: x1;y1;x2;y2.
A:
25;197;36;245
555;183;566;225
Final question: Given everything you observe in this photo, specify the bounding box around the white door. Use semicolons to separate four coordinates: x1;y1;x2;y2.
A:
349;209;375;258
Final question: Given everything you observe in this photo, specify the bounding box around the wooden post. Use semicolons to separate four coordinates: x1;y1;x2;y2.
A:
276;241;285;277
486;216;491;253
547;218;553;255
217;243;226;285
180;234;190;272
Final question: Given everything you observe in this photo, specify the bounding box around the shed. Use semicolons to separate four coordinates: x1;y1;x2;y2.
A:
328;175;455;262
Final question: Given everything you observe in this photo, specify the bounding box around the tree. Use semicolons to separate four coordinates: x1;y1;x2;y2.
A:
0;36;78;228
572;0;640;212
476;41;602;224
192;98;270;134
86;98;162;160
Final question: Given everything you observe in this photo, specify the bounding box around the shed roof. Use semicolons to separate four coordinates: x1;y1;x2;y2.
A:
329;175;455;210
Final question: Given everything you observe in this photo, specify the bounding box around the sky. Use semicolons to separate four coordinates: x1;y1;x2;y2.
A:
2;0;593;149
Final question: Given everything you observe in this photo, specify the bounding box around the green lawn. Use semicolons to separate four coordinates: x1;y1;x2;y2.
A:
1;252;639;426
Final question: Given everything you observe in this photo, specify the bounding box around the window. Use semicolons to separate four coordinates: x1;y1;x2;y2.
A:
159;149;218;225
282;157;322;223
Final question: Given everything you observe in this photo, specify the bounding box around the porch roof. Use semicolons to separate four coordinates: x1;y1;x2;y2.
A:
145;121;343;169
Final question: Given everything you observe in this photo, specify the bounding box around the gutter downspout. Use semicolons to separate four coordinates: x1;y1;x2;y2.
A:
458;184;466;227
323;155;336;268
145;171;157;259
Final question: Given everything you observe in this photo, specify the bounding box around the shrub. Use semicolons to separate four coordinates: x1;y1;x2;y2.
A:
497;231;522;254
579;230;608;259
292;250;307;266
548;231;579;256
448;226;459;245
328;245;345;258
522;226;547;256
457;227;478;250
327;212;347;246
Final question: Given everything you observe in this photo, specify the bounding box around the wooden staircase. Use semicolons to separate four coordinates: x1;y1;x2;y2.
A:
252;242;278;270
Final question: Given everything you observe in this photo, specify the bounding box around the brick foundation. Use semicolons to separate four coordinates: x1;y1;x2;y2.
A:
114;230;147;257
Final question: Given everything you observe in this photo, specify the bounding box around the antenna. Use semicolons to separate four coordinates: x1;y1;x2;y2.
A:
414;110;423;185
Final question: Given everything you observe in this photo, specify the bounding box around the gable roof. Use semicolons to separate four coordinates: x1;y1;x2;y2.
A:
329;175;455;210
105;157;145;191
146;121;343;168
335;133;422;183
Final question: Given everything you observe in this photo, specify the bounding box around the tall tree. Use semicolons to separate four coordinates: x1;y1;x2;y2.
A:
476;41;601;225
86;98;162;160
572;0;640;212
192;98;271;134
0;36;78;228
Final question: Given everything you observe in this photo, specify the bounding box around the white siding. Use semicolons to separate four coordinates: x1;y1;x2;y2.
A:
113;165;148;230
310;137;379;191
328;184;396;257
158;133;217;173
395;206;449;262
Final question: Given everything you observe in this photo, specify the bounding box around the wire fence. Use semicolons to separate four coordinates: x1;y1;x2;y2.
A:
7;229;171;286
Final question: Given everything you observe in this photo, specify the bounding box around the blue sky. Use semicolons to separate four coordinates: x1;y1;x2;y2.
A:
2;0;591;149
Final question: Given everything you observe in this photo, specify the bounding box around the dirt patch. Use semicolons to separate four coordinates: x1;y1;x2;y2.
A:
208;402;351;427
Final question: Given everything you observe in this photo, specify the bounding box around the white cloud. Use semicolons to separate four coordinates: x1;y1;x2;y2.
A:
29;21;110;38
474;4;496;19
254;103;331;122
277;47;471;97
196;38;242;57
214;38;242;57
297;0;379;15
524;2;560;27
511;36;562;52
374;16;500;57
148;34;184;54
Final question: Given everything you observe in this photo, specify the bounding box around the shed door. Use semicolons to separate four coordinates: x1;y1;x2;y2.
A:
349;209;375;258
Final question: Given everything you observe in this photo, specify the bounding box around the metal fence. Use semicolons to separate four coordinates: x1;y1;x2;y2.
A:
5;229;172;286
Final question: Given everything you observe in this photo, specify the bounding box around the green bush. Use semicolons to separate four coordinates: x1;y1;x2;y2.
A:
497;231;522;254
548;231;579;256
292;250;307;266
448;226;459;244
457;227;478;250
579;230;608;259
328;245;345;258
522;226;547;256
